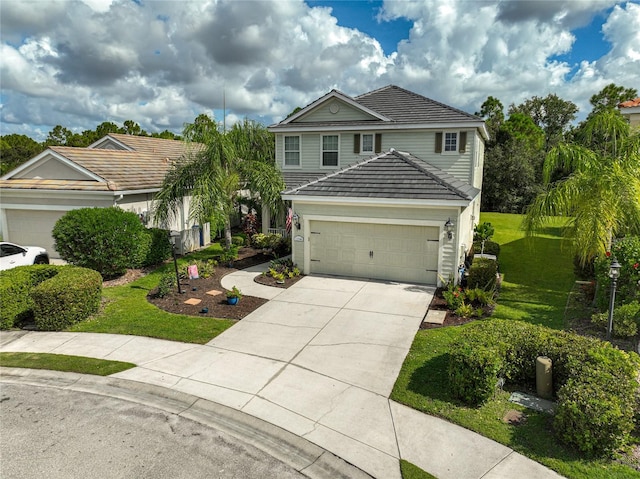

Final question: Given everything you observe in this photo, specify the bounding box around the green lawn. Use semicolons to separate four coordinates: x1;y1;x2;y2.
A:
0;352;135;376
69;244;235;344
391;213;640;479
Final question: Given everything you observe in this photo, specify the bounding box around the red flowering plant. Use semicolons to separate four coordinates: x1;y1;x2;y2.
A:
594;236;640;309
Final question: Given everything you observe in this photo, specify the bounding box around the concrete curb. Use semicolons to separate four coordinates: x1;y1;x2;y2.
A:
0;367;372;479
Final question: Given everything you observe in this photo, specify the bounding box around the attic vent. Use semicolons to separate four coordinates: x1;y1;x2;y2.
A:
329;102;340;114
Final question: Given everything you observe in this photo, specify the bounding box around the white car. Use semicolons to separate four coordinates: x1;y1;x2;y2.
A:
0;242;50;271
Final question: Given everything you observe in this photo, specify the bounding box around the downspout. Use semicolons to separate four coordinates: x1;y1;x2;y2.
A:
113;194;123;206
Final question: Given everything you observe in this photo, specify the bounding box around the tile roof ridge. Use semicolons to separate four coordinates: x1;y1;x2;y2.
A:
391;149;474;199
619;97;640;108
357;85;481;121
283;153;384;194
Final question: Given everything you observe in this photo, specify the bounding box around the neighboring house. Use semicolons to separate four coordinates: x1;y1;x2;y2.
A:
619;97;640;128
268;85;488;286
0;133;209;258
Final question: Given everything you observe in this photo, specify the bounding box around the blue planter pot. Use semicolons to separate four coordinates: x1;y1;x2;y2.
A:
227;296;239;305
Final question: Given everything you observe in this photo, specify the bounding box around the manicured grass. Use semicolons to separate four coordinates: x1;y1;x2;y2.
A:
69;244;235;344
0;352;135;376
400;459;438;479
391;213;640;479
483;212;575;330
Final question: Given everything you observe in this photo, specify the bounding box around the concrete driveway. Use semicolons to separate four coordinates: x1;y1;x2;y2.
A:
212;275;433;396
113;274;433;478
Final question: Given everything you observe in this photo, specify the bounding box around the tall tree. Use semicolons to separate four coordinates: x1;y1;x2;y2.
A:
475;96;504;143
509;94;578;150
523;108;640;265
154;117;284;249
589;83;638;114
44;125;75;146
0;134;44;175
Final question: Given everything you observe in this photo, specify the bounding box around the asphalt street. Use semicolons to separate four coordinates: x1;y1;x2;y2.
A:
0;383;305;479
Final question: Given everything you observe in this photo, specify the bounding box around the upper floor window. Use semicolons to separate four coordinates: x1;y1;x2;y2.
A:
361;134;374;153
322;134;339;167
284;135;300;167
435;131;467;154
444;132;458;152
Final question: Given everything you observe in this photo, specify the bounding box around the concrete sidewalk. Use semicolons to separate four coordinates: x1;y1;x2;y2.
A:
0;269;564;479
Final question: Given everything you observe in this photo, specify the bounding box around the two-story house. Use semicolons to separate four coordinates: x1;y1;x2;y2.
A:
268;85;488;286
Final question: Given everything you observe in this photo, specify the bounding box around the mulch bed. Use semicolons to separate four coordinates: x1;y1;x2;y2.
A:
419;288;493;329
145;247;299;321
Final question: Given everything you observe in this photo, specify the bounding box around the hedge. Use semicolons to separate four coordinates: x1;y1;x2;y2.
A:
0;266;59;329
466;257;498;289
0;265;102;331
472;240;501;257
449;320;639;456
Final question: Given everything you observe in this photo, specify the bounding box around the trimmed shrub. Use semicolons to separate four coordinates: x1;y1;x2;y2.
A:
156;271;176;298
466;257;498;289
31;266;102;331
449;320;639;456
472;240;501;257
232;235;245;247
591;301;640;338
52;207;148;278
0;265;101;331
141;228;172;267
0;265;59;329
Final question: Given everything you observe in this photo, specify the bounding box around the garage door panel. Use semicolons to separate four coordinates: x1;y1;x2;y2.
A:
5;210;64;258
309;220;439;284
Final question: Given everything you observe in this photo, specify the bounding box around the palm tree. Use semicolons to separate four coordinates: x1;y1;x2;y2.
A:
523;108;640;265
153;117;284;250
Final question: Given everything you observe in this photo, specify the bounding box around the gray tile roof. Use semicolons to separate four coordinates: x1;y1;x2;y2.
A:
355;85;480;123
282;150;479;201
271;85;482;130
282;171;327;190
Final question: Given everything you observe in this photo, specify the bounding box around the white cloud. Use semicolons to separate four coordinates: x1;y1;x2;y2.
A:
0;0;637;140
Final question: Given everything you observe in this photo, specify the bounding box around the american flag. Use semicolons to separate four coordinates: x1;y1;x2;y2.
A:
286;208;293;233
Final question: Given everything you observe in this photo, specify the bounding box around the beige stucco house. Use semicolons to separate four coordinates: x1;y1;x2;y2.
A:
268;85;488;286
0;133;209;258
619;97;640;128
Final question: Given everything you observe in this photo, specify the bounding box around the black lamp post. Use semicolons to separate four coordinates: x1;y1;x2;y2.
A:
606;257;621;340
169;230;184;294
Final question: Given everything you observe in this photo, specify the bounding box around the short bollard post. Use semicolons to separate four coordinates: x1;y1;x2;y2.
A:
536;356;553;399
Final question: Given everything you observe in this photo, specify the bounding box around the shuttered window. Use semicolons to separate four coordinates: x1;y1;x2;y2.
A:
436;131;467;154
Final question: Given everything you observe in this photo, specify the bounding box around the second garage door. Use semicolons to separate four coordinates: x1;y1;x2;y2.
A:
4;209;65;259
309;221;439;284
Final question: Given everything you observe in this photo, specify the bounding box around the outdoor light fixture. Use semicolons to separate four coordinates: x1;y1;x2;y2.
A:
292;213;301;230
444;218;454;240
168;230;184;294
606;257;621;340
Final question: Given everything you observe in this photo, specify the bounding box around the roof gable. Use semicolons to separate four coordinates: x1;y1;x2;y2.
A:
278;89;389;125
283;149;479;202
1;135;200;193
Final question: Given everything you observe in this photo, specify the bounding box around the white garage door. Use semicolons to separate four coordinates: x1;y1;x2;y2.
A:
5;210;66;259
309;221;439;284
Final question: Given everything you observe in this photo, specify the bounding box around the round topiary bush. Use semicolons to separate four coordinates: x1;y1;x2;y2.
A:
52;207;148;278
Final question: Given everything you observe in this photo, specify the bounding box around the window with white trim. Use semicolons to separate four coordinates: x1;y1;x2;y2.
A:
284;135;300;167
361;133;373;153
444;132;458;152
322;134;339;167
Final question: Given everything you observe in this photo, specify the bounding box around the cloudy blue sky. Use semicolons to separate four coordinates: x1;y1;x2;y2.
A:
1;0;639;141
